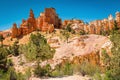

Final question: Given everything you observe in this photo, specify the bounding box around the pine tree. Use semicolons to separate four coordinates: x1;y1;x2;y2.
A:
0;35;4;47
104;30;120;80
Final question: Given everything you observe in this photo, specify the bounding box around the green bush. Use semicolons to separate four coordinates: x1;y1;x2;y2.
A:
19;33;55;61
103;30;120;80
93;73;102;80
60;30;70;43
16;68;31;80
34;64;51;77
33;60;101;78
34;61;73;77
80;61;100;76
9;41;19;56
0;66;32;80
0;35;4;47
65;24;72;32
50;64;64;77
62;61;73;75
0;46;9;71
9;67;17;80
79;30;86;35
51;61;73;77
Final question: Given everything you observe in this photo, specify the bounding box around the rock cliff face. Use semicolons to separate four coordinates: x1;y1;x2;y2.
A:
11;8;120;38
0;29;11;38
116;11;120;28
63;12;120;34
11;8;61;38
11;23;18;37
36;8;61;32
41;35;112;68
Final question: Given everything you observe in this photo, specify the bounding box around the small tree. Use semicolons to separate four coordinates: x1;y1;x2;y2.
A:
65;24;75;34
65;24;72;32
61;31;70;43
103;30;120;80
0;35;4;47
114;21;119;30
0;46;8;70
20;33;55;61
79;30;86;35
9;67;17;80
9;41;19;56
34;63;51;77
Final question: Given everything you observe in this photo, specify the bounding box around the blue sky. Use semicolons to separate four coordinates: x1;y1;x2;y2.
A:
0;0;120;30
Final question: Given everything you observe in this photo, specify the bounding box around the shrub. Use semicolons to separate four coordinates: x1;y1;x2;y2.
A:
7;59;13;67
60;30;70;43
79;30;86;35
51;61;73;77
103;30;120;80
50;64;64;77
16;68;31;80
62;61;73;75
9;67;17;80
20;33;55;61
80;61;100;76
72;63;81;74
65;24;72;32
34;64;51;77
93;73;102;80
9;41;19;56
0;35;4;47
0;46;9;70
34;60;101;78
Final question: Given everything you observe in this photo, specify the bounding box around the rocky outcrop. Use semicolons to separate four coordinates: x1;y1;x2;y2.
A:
11;8;120;38
0;29;11;38
63;12;120;35
11;23;19;38
116;11;120;28
37;8;61;32
11;8;61;38
11;9;37;38
41;35;112;69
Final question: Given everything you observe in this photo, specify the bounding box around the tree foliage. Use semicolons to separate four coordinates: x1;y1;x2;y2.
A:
65;24;75;34
0;35;4;47
61;31;70;43
102;30;120;80
20;33;55;61
0;46;9;70
34;63;51;77
9;41;19;56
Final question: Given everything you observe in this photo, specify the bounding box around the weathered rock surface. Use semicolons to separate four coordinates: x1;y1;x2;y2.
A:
37;8;61;32
11;8;61;38
116;11;120;28
0;29;11;38
40;34;112;69
63;12;120;34
10;9;120;38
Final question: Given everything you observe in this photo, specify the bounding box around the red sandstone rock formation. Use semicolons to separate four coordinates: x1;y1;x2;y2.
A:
116;11;120;28
20;9;37;34
11;23;18;38
11;9;120;38
37;8;61;32
63;12;120;34
0;30;11;38
11;8;61;38
11;9;37;38
108;14;114;30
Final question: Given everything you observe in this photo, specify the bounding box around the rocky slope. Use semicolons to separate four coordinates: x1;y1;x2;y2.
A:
41;34;112;69
2;31;112;80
